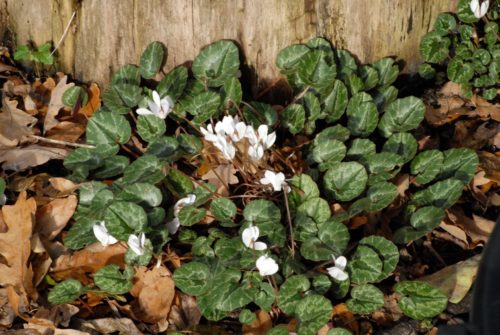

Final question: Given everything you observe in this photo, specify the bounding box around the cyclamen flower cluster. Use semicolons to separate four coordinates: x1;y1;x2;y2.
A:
92;221;147;256
241;224;279;276
136;90;174;119
200;115;276;161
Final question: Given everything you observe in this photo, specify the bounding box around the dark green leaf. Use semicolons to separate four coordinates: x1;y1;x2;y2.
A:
366;182;397;212
457;0;479;23
348;245;383;284
359;236;399;282
420;32;450;63
282;104;306;135
105;201;147;239
48;279;85;304
140;41;164;79
276;44;311;74
447;59;474;84
346;284;384;314
439;148;478;183
62;86;89;107
434;13;456;35
173;261;211;296
86;111;131;145
178;206;206;226
324;162;368;201
346;139;376;159
382;132;418;163
137;115;166;142
295;295;333;335
411;150;444;184
157;66;188;100
372;58;399;87
211;198;237;221
123;155;164;184
192;40;240;87
395;281;448;320
411;178;465;208
94;264;132;294
410;206;445;231
346;92;378;137
322;80;348;123
378;97;425;137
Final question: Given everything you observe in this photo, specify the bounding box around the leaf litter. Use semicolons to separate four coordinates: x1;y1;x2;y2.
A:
0;37;498;335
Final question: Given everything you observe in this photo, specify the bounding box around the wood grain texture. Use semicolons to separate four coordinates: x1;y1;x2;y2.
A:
1;0;457;90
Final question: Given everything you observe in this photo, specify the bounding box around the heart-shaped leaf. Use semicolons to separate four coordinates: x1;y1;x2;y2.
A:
395;281;448;320
140;41;164;79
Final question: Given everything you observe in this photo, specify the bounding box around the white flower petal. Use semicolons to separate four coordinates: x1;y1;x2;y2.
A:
260;170;285;192
256;255;279;276
479;1;489;17
327;266;349;281
234;122;247;141
253;241;268;251
335;256;347;270
242;225;260;248
265;131;276;149
245;127;258;145
136;108;155;116
128;234;144;255
174;194;197;215
470;0;479;13
166;217;180;234
93;222;118;246
257;124;268;142
152;90;161;106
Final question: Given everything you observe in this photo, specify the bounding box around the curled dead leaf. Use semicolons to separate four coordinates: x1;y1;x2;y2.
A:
0;192;37;298
419;254;481;304
130;265;175;324
0;96;37;148
36;195;77;241
51;243;127;284
44;76;74;132
0;145;68;171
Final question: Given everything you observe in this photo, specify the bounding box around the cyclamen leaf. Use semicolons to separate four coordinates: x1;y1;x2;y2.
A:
105;201;147;240
281;104;306;135
314;125;351;143
420;32;450;63
447;59;474;85
102;87;130;114
178;206;206;226
456;0;479;23
114;83;142;107
372;58;399;87
434;13;456;35
94;264;132;294
165;169;194;197
210;198;237;221
324;162;368;201
348;245;383;284
346;139;376;159
378;96;426;137
395;281;448;320
411;150;444;184
278;275;310;314
122;155;164;184
346;284;384;314
393;226;429;244
93;155;129;179
137;115;166;142
411;178;465;209
297;50;337;90
115;183;163;207
173;261;210;296
382;132;418;163
346;92;378;137
276;44;311;74
221;77;242;107
295;295;333;335
311;139;346;168
62;86;89;107
140;41;164;79
322;80;348;123
243;199;281;224
146;136;179;159
439;148;479;184
157;66;188;100
373;85;398;111
48;279;85;304
366;182;397;212
111;64;141;86
359;236;399;282
327;328;352;335
192;40;240;87
359;65;379;90
410;206;445;231
296;197;331;224
86;111;131;145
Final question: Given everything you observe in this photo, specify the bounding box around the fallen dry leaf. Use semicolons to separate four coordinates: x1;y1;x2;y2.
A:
0;288;16;328
441;208;495;248
78;318;143;335
51;243;127;284
0;192;37;298
79;83;101;117
332;303;359;334
44;75;74;132
478;151;500;182
36;195;77;241
371;293;404;327
470;94;500;121
0;145;69;171
168;292;202;330
49;178;79;195
130;265;175;324
0;61;19;73
242;310;273;335
46;121;86;143
419;254;481;304
201;163;239;196
0;96;37;148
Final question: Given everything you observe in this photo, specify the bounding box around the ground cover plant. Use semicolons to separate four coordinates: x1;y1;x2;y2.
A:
0;2;498;334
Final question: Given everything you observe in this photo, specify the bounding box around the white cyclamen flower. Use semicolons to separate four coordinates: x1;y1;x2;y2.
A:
257;125;276;149
326;255;349;281
470;0;489;18
248;143;264;161
256;255;279;276
136;90;174;119
241;225;267;250
260;170;286;192
128;233;146;256
167;194;197;235
174;194;197;216
166;217;180;235
93;221;118;246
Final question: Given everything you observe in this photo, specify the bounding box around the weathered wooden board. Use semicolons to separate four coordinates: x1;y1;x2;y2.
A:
0;0;457;90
